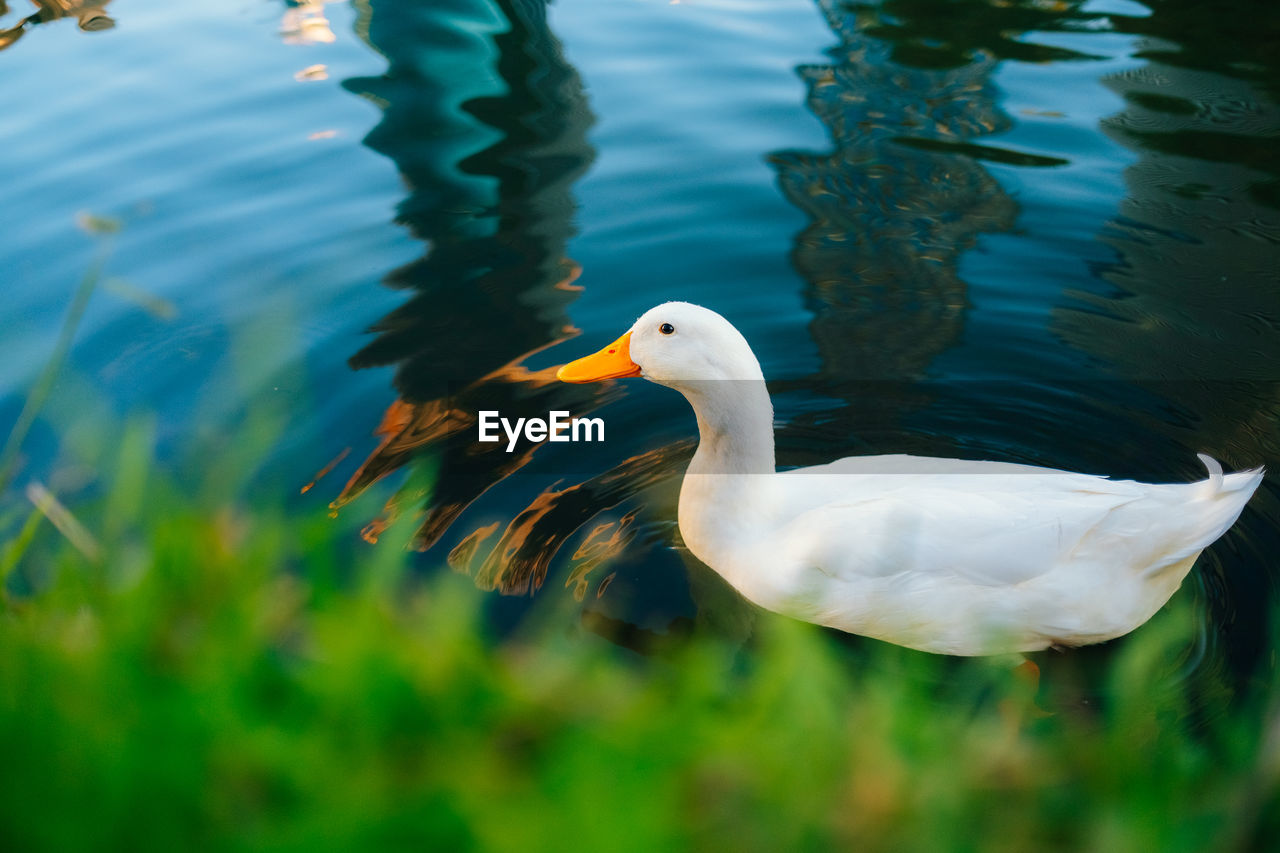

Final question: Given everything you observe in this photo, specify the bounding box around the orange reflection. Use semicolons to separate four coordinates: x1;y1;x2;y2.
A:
566;509;640;601
444;442;691;597
333;377;689;599
332;353;628;553
1;0;114;52
300;446;350;495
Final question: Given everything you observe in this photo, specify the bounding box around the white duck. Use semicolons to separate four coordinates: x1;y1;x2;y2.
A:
557;302;1264;655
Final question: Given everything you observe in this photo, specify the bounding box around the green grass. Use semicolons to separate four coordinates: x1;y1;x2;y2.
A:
1;414;1278;853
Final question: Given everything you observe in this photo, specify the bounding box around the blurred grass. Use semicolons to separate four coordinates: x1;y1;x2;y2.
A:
2;263;1279;851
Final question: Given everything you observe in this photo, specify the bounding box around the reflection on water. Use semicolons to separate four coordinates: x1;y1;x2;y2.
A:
0;0;113;51
280;0;339;45
1055;3;1280;390
333;0;678;601
446;441;691;596
856;0;1105;67
770;0;1017;386
341;0;592;394
765;0;1043;464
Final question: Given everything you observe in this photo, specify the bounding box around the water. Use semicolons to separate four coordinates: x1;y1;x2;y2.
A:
3;0;1278;686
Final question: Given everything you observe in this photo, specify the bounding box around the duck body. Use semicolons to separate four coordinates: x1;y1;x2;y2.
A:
678;451;1257;655
559;302;1264;655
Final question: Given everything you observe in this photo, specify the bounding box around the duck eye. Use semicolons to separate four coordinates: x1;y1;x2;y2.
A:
659;323;675;335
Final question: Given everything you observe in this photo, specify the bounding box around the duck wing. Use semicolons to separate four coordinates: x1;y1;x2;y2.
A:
778;470;1147;587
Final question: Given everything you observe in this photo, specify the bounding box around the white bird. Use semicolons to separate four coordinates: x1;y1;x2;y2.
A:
557;302;1264;655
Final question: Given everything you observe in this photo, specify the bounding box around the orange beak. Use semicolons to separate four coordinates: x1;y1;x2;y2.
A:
556;331;642;383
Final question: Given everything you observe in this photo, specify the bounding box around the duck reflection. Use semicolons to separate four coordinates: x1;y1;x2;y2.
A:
0;0;113;51
336;0;682;601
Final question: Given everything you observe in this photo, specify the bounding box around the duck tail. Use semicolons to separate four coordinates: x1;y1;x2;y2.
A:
1196;453;1224;496
1196;453;1265;501
1138;456;1264;579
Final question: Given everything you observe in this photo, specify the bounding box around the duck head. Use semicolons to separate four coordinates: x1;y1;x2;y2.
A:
558;301;776;474
556;302;765;391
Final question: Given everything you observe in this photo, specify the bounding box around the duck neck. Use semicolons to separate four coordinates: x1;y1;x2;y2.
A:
684;380;776;476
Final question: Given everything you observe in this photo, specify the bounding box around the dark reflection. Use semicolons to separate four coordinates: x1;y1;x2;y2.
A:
1055;0;1280;387
1049;1;1280;679
767;0;1026;454
0;0;114;51
853;0;1114;68
335;0;684;606
1114;0;1280;104
342;0;591;398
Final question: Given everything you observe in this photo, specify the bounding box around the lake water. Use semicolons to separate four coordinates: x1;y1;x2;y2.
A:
3;0;1278;687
